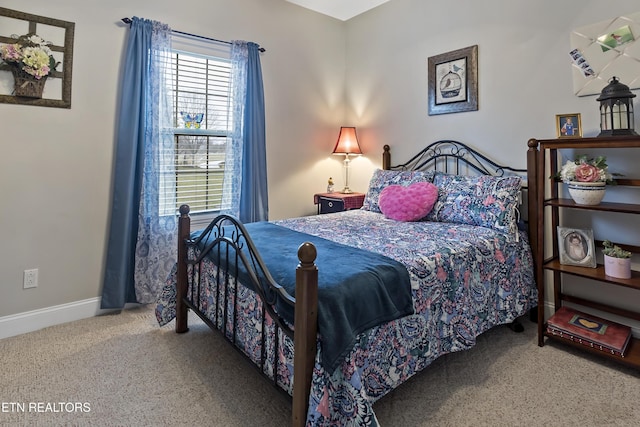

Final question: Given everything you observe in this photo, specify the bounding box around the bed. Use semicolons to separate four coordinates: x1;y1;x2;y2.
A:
155;140;537;426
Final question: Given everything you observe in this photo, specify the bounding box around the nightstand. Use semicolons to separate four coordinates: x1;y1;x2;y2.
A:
314;192;365;214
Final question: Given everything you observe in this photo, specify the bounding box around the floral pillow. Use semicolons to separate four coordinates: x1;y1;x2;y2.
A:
361;169;436;213
425;173;522;239
379;182;439;221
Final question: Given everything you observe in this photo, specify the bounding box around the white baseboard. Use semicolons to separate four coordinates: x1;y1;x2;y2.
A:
0;298;119;340
3;299;638;342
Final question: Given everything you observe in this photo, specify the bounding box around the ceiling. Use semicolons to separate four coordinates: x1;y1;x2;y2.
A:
285;0;390;21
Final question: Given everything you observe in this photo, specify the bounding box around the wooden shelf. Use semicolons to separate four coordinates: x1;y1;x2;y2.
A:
544;198;640;214
532;135;640;149
528;135;640;370
559;294;640;323
543;259;640;291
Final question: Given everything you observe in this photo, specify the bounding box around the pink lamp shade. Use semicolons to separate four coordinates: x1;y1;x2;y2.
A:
332;127;362;155
332;127;362;194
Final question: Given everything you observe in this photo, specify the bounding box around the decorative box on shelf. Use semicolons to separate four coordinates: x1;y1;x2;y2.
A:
546;306;632;357
314;192;365;214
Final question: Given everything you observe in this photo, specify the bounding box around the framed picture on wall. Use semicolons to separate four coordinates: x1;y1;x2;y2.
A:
428;45;478;116
557;226;596;268
0;7;75;108
556;113;582;138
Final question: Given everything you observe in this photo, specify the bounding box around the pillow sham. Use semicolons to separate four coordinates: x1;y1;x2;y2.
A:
426;173;522;238
379;182;439;222
361;169;436;213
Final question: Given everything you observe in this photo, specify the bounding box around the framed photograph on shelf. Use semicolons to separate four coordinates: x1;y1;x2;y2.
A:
556;113;582;138
428;45;478;116
557;227;596;268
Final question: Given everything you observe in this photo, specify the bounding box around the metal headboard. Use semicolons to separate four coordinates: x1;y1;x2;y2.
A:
383;140;526;177
382;140;529;222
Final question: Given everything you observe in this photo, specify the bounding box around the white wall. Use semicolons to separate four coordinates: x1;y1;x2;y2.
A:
0;0;346;319
344;0;640;325
344;0;639;176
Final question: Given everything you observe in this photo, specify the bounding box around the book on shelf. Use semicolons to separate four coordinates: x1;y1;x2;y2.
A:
546;306;632;357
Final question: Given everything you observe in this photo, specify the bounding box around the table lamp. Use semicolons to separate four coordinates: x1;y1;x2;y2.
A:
332;127;362;193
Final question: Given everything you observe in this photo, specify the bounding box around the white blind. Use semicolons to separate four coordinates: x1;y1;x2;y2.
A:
166;43;233;215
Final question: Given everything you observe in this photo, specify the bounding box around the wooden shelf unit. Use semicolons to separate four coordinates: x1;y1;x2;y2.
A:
527;135;640;369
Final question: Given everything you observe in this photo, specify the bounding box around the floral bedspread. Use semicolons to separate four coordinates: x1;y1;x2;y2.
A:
156;209;537;426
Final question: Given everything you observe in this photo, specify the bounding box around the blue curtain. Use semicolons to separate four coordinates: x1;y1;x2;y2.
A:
101;18;175;309
223;41;268;223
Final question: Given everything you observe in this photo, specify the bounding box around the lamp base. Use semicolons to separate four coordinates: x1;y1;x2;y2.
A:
340;188;353;194
598;129;639;137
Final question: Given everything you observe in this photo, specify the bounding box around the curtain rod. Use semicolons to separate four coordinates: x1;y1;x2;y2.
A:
121;17;265;52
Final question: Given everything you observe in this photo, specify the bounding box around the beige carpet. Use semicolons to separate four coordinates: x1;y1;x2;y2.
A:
0;306;638;427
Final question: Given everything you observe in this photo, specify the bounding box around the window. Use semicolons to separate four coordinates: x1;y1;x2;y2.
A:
167;48;233;215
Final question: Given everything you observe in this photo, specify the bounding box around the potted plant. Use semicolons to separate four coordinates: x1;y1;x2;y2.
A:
556;155;617;205
602;240;632;279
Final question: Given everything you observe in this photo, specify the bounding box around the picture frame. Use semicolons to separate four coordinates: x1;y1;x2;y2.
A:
557;227;597;268
428;45;478;116
556;113;582;138
0;7;75;108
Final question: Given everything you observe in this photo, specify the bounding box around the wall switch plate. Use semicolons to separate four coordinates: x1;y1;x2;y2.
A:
23;269;38;289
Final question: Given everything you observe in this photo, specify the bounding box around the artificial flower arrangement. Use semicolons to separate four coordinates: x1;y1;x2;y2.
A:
557;155;616;184
0;33;59;79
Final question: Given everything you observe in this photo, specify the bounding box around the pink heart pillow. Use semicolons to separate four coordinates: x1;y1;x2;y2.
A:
378;182;439;221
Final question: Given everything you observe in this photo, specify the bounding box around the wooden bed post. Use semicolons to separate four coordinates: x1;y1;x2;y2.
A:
527;139;545;342
382;144;391;170
292;242;318;427
176;204;191;333
526;139;539;267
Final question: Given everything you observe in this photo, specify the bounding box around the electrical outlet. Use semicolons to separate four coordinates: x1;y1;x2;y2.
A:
23;269;38;289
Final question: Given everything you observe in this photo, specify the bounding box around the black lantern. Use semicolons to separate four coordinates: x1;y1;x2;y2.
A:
596;76;637;136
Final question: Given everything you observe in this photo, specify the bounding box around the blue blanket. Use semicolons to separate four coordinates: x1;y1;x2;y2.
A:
193;221;413;373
